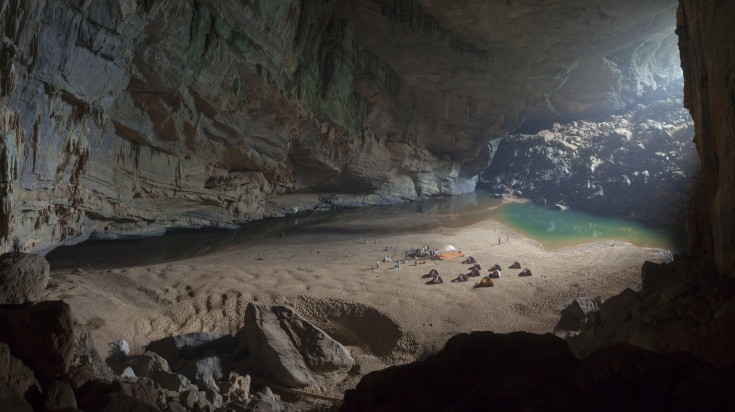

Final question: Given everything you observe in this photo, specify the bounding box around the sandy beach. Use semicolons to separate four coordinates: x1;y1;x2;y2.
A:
44;213;671;398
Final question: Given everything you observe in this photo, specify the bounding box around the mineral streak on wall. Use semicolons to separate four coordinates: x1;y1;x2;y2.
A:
0;0;681;254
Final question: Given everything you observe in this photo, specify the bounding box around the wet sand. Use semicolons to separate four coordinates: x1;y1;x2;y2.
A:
44;214;671;398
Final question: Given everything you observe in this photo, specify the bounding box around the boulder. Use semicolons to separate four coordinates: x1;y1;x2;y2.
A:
108;340;130;363
77;379;162;411
599;288;639;324
179;388;199;410
179;355;225;392
76;380;124;411
219;371;250;405
0;253;50;304
204;389;222;409
555;297;603;332
120;367;136;379
119;378;163;409
98;393;161;412
246;386;298;412
127;351;171;378
0;301;75;381
0;342;40;401
167;401;187;412
71;322;115;382
342;332;578;412
43;380;77;411
178;387;214;411
148;370;191;393
236;303;354;387
68;365;97;391
146;332;236;366
0;383;33;412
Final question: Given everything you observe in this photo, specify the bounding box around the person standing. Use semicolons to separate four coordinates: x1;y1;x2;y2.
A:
12;236;20;256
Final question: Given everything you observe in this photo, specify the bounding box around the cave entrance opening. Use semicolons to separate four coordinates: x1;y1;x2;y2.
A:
480;52;697;237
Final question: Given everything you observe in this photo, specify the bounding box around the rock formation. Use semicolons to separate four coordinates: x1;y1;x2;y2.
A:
342;331;735;411
0;298;331;411
237;302;355;388
0;0;681;253
0;252;50;304
482;97;698;226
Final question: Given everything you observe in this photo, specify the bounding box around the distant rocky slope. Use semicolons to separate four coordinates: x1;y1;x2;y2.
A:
482;96;698;226
0;0;679;253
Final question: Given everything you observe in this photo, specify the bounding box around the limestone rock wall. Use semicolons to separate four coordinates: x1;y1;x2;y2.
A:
677;1;735;274
0;0;681;253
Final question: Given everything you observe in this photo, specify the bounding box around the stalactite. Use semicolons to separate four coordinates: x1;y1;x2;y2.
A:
0;120;18;240
374;0;488;63
0;41;17;96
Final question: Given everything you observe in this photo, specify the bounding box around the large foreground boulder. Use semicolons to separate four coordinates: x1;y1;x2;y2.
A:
0;342;41;402
341;332;735;411
0;383;33;412
0;253;50;304
237;303;354;388
555;296;603;332
0;300;75;381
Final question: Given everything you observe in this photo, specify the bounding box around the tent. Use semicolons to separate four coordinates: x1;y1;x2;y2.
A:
476;277;494;287
452;273;468;283
519;268;533;277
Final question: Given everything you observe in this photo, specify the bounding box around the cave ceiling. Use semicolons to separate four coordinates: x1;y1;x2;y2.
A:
0;0;681;253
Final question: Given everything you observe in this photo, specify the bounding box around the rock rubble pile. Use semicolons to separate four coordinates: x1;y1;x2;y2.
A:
483;98;698;226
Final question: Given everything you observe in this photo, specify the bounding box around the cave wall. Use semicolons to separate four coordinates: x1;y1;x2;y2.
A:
0;0;681;253
677;0;735;274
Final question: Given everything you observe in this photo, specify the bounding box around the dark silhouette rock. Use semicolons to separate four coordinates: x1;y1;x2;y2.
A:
0;342;40;403
246;386;298;412
146;332;235;367
0;253;49;304
555;297;603;332
148;370;191;393
343;332;577;411
0;301;75;381
127;351;171;378
43;379;77;411
342;332;735;411
0;383;33;412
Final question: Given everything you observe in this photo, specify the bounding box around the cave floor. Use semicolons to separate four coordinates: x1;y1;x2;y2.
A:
43;214;670;400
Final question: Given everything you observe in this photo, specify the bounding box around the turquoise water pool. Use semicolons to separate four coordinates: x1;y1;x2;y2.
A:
498;202;687;251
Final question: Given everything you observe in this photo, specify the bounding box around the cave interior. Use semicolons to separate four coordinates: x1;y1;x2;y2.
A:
0;0;734;411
